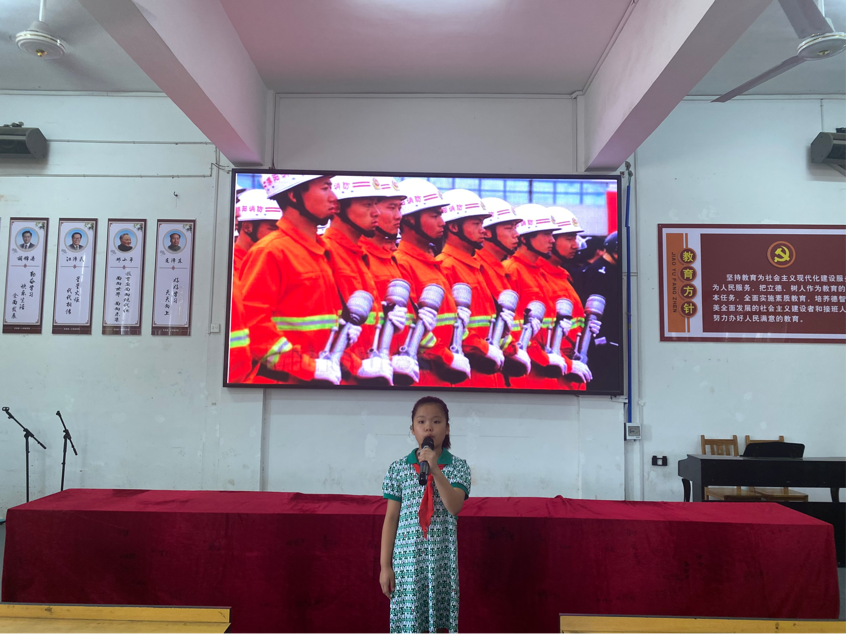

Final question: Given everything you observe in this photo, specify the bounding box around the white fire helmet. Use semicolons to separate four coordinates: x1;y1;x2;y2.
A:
515;204;557;236
548;206;585;235
373;176;406;200
262;173;327;199
481;197;520;229
441;189;492;224
398;178;447;216
331;175;387;201
235;189;283;222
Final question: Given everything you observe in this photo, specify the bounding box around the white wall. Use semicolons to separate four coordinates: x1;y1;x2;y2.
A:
268;95;626;501
0;92;263;517
632;97;846;502
275;95;578;174
2;91;843;516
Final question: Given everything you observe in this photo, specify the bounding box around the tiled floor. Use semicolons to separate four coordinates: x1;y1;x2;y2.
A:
0;520;843;618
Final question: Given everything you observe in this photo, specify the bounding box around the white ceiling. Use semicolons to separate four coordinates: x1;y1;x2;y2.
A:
0;0;843;96
219;0;630;94
0;0;159;92
691;0;846;96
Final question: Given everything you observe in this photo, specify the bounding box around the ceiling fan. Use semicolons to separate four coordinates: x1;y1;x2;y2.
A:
15;0;65;60
713;0;845;102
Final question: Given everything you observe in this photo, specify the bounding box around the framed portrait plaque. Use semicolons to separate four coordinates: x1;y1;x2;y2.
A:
103;219;147;335
152;219;196;336
3;218;49;334
53;218;98;334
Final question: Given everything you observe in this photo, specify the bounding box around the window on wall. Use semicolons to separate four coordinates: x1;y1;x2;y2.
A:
237;174;615;206
419;177;611;207
236;173;264;191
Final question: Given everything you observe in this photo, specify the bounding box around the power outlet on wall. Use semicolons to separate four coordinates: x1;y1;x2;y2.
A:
651;456;668;467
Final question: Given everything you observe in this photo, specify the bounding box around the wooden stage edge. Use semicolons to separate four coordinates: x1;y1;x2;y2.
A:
0;603;231;633
560;614;846;633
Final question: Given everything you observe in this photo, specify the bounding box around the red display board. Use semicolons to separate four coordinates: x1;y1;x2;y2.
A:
2;490;838;633
659;225;846;343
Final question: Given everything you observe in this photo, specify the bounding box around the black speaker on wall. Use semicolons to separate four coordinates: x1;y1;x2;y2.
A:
0;124;47;159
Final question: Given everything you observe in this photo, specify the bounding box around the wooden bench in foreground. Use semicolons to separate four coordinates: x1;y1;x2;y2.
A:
0;603;230;633
560;614;846;633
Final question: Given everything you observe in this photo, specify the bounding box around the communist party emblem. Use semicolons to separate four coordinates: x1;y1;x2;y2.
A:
767;241;795;268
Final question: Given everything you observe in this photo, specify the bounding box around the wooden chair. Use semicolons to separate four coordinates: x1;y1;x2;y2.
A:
0;603;231;632
700;435;765;501
559;614;846;634
745;435;810;502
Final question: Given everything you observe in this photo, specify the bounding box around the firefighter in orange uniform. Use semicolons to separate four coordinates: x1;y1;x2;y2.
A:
227;281;253;383
479;197;531;379
393;178;471;387
232;189;282;280
503;205;571;390
436;189;505;388
362;176;405;294
239;174;345;386
361;176;410;363
543;207;594;389
324;176;408;385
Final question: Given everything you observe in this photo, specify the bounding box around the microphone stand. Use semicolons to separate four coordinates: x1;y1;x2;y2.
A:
56;410;78;492
2;407;47;503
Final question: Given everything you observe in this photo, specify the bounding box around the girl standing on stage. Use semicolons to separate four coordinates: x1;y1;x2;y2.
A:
380;396;472;633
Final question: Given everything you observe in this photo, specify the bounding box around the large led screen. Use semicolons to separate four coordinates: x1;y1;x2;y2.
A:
225;171;623;394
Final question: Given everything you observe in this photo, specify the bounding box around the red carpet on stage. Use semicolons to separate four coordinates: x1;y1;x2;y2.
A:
1;490;838;632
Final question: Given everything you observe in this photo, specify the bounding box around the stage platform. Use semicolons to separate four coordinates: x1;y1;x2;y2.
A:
1;490;839;633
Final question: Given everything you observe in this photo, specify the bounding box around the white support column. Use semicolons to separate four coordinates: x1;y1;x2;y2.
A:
583;0;770;171
79;0;273;167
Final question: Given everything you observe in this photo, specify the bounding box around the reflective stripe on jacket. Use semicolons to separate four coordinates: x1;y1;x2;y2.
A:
396;240;467;386
436;244;503;387
503;251;571;389
323;226;382;379
240;217;342;383
227;281;253;384
362;240;409;355
540;258;586;391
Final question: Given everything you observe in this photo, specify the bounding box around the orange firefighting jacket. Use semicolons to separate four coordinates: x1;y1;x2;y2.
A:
436;243;502;387
503;251;572;390
395;240;467;386
477;246;518;352
362;240;409;355
239;217;342;384
228;281;253;383
540;257;586;391
361;240;403;298
323;226;382;380
233;242;248;281
477;247;512;296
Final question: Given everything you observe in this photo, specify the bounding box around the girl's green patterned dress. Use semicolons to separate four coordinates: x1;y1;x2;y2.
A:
382;449;471;633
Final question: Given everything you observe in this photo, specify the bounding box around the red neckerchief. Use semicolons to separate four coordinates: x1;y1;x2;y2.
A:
412;462;446;539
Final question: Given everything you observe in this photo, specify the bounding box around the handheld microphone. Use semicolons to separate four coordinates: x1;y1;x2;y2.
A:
487;289;519;347
449;283;472;354
398;284;445;358
375;279;411;357
418;436;435;485
328;290;374;364
517;301;546;350
547;298;574;354
575;294;606;364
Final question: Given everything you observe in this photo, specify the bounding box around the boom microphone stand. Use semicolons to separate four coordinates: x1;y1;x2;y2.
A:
56;410;78;492
2;407;47;503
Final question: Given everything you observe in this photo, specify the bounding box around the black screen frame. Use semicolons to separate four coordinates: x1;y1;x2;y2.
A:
223;168;624;396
